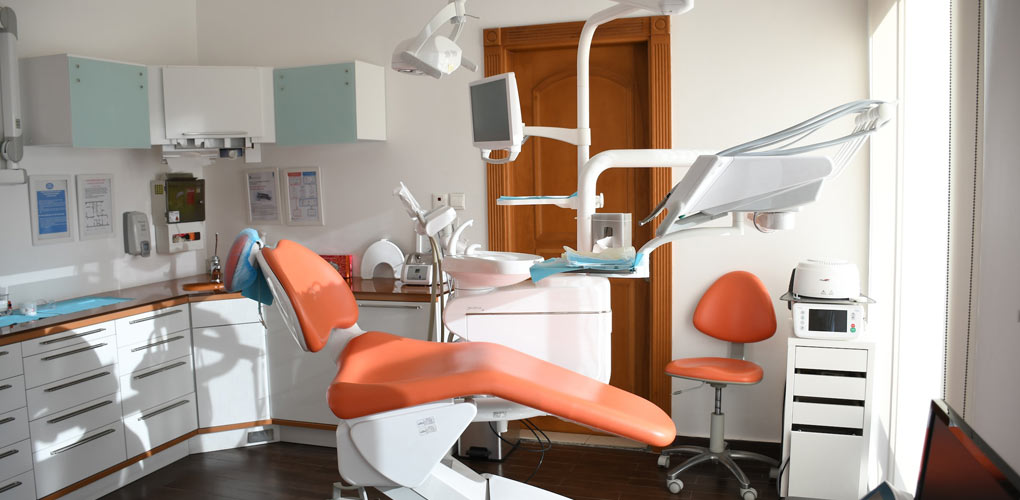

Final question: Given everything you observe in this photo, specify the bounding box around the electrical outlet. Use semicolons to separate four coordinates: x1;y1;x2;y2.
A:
432;193;447;209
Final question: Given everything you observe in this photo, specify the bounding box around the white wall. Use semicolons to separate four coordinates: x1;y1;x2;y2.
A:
970;0;1020;473
0;0;201;303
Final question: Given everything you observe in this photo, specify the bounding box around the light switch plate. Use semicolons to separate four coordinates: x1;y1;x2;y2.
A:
449;192;466;210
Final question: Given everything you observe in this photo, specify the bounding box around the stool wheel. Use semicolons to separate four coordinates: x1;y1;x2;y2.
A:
657;455;670;468
666;479;683;494
740;487;757;500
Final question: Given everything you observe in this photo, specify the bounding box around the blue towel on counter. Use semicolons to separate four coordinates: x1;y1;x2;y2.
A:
0;296;131;328
529;252;647;282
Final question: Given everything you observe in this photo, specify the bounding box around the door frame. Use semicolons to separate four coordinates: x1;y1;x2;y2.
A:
483;16;673;412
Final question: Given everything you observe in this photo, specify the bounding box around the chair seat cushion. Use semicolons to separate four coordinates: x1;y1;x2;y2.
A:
665;357;764;385
328;331;677;447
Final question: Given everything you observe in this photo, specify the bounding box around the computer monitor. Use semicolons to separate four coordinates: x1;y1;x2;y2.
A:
915;400;1020;499
469;72;524;162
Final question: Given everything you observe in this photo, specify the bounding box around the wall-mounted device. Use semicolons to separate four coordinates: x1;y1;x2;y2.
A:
151;173;206;254
791;302;865;340
123;211;151;257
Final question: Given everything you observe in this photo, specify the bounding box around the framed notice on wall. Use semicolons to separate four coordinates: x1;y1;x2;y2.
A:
281;167;324;226
245;168;282;224
76;174;115;240
29;175;76;246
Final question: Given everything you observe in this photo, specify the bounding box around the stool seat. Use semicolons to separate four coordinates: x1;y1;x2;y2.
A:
328;331;677;447
665;357;764;385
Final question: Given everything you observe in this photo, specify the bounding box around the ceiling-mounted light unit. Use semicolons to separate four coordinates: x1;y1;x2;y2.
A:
392;0;476;79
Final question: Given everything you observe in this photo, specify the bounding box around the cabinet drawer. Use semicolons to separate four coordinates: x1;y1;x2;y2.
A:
117;331;192;376
791;401;864;429
0;470;34;500
29;394;120;454
0;439;32;483
124;393;197;458
792;373;867;401
22;321;114;357
115;304;189;347
795;346;868;373
0;344;22;380
23;335;117;389
33;421;126;498
191;298;262;327
0;377;26;415
788;430;864;499
26;367;118;420
120;356;194;416
0;408;29;449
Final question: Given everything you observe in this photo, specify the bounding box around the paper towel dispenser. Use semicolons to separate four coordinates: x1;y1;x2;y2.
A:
149;65;275;163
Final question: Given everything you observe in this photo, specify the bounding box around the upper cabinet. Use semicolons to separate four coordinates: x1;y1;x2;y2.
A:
157;66;275;143
20;54;151;148
273;60;386;146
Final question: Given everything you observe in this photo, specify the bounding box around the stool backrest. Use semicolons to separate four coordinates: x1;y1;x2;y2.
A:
258;239;359;352
693;271;776;344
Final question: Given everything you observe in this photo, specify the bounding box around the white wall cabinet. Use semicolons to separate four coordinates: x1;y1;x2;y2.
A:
191;299;269;428
158;66;275;143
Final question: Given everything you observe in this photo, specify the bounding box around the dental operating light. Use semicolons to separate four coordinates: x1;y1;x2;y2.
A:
391;0;476;79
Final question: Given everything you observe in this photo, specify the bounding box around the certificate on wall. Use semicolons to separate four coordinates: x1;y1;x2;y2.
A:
245;168;282;224
76;174;114;240
282;167;324;226
29;175;75;246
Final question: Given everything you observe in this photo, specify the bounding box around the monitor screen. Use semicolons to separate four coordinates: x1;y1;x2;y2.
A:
470;78;511;143
916;400;1020;499
808;308;847;332
166;178;205;223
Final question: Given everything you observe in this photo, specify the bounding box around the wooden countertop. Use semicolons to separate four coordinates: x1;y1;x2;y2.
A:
0;275;445;346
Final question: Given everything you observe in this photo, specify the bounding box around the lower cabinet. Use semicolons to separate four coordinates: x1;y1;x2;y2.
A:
123;393;197;458
34;421;126;498
0;471;35;500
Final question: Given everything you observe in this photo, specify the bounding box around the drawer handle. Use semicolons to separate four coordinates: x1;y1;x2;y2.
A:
358;303;423;310
181;131;248;137
0;449;18;460
40;327;107;345
0;417;14;426
131;335;185;352
50;428;116;456
140;399;190;421
0;481;22;494
44;371;110;393
41;342;108;361
134;361;187;380
0;384;10;391
46;400;115;424
129;309;182;324
0;350;7;356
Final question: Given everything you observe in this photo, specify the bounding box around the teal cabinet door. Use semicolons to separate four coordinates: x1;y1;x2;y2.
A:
274;63;358;146
68;56;151;148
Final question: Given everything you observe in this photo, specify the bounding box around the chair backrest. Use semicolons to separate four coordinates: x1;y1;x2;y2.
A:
258;239;359;352
693;271;776;344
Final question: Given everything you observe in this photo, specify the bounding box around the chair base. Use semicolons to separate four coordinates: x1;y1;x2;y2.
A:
659;443;778;498
333;460;569;500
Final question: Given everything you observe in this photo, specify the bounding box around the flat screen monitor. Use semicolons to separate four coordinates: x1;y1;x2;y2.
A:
915;400;1020;499
469;72;523;153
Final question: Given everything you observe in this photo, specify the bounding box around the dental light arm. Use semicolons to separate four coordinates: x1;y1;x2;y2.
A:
0;6;24;185
392;0;476;79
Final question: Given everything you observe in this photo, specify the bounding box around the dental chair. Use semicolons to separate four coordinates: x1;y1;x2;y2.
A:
657;271;780;500
250;238;677;500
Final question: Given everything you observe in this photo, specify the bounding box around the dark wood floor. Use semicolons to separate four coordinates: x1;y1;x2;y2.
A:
101;441;780;500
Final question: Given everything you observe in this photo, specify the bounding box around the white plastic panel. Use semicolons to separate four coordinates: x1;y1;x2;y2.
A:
190;298;262;328
0;470;35;500
22;335;117;389
0;407;28;449
788;430;864;500
22;321;114;357
791;401;864;429
794;345;868;372
123;393;197;458
33;421;126;498
0;377;26;416
115;304;190;347
0;344;22;380
28;394;120;454
792;373;867;400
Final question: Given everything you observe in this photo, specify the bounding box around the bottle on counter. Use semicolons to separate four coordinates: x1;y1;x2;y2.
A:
0;286;10;315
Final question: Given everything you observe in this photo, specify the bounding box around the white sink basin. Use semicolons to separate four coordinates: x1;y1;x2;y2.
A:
443;251;544;290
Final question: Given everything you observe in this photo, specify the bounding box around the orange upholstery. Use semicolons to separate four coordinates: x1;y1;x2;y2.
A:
693;271;776;343
665;357;764;385
329;331;677;448
260;240;359;352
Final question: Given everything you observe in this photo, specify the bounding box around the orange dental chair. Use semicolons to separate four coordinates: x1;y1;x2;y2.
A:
251;239;677;500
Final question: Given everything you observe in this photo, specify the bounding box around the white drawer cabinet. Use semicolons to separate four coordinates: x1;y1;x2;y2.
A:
22;333;117;389
160;66;275;142
21;321;114;357
33;420;126;497
115;304;189;347
0;439;31;482
123;393;197;458
193;322;268;427
781;339;875;500
0;344;22;380
26;366;118;420
357;300;433;341
116;330;192;377
191;298;262;328
29;394;120;454
0;408;29;449
0;470;34;500
0;377;26;416
120;356;194;416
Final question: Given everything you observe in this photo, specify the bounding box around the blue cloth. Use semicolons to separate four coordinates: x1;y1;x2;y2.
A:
0;296;131;328
226;228;274;306
529;252;647;282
